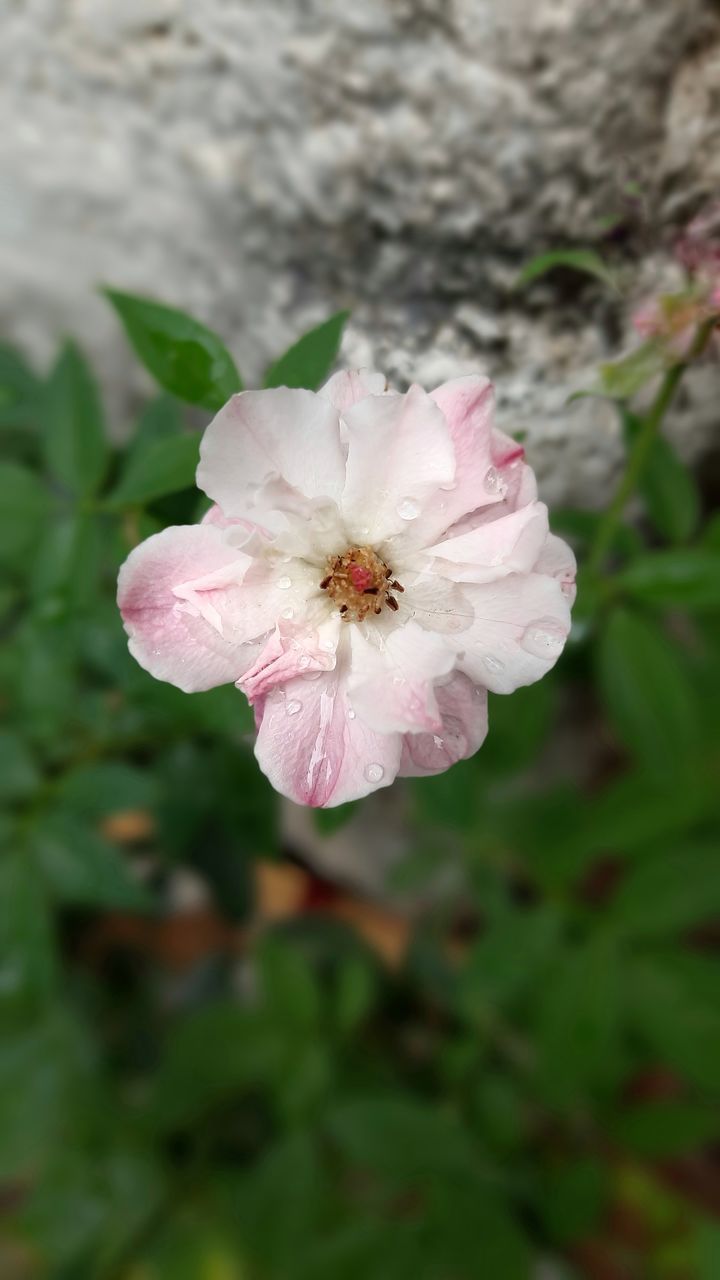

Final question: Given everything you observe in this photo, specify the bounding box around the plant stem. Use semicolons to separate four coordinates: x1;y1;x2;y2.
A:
587;319;716;574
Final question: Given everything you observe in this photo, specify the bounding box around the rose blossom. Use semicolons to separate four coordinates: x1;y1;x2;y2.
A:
118;371;576;807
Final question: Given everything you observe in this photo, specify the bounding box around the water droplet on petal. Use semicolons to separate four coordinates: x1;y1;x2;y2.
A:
281;607;294;620
277;576;292;590
286;700;302;716
319;638;335;653
483;466;501;494
298;654;311;669
347;708;356;720
392;675;404;686
397;497;420;521
482;654;505;674
440;480;457;492
365;763;385;783
520;617;566;659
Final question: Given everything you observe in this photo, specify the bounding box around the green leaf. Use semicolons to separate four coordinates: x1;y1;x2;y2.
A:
629;954;720;1091
30;511;101;616
598;343;665;400
0;849;57;1008
609;845;720;937
535;935;623;1103
104;288;242;409
106;431;201;507
0;731;40;803
0;343;42;429
34;813;152;911
0;461;47;568
617;549;720;611
537;1159;610;1245
326;1096;476;1182
264;310;350;390
611;1102;720;1157
458;906;562;1014
515;249;617;290
54;762;158;822
597;608;701;775
638;434;700;543
44;341;109;495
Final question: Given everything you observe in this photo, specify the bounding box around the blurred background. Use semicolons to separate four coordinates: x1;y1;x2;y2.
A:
2;1;720;1277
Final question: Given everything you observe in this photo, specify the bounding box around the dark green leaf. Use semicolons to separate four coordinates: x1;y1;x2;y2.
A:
515;249;617;290
30;511;101;615
0;461;47;568
106;431;201;507
617;549;720;611
104;288;242;409
597;608;700;775
34;813;152;911
609;844;720;937
458;906;562;1014
44;342;109;495
264;311;350;390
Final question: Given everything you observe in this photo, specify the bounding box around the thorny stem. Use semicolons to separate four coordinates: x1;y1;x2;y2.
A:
587;317;717;575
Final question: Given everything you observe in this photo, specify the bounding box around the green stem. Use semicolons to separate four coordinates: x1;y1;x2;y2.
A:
587;319;715;574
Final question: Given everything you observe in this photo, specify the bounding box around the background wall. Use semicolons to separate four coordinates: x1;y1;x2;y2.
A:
3;0;720;504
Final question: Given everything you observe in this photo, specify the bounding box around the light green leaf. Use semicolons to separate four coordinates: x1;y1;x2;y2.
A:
598;343;665;400
104;288;242;409
44;341;109;495
34;813;152;911
597;608;701;775
264;310;350;390
106;431;201;507
0;461;47;568
617;549;720;611
515;248;617;290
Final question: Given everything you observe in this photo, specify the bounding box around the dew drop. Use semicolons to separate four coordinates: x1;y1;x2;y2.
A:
482;654;505;674
281;607;294;620
440;480;457;492
364;763;385;783
319;638;335;653
303;670;322;681
277;576;292;590
483;466;502;494
298;654;311;669
392;675;404;686
347;708;356;720
520;617;566;659
286;700;302;716
397;497;420;521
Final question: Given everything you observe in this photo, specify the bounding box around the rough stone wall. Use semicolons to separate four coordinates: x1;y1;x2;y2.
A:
2;0;720;509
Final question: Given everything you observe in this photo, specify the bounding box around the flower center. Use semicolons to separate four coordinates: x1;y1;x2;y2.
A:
319;545;404;621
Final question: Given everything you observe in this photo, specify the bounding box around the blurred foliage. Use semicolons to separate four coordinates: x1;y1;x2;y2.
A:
1;294;719;1280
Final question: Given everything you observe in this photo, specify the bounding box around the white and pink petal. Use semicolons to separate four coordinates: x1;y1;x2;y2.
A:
197;387;346;519
454;573;572;694
117;525;256;693
399;672;489;777
253;669;402;807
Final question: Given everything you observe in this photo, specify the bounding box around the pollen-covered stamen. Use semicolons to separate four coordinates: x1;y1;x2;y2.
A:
320;545;404;621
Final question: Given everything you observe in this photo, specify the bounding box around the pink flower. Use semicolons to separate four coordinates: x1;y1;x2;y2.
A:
118;372;575;807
